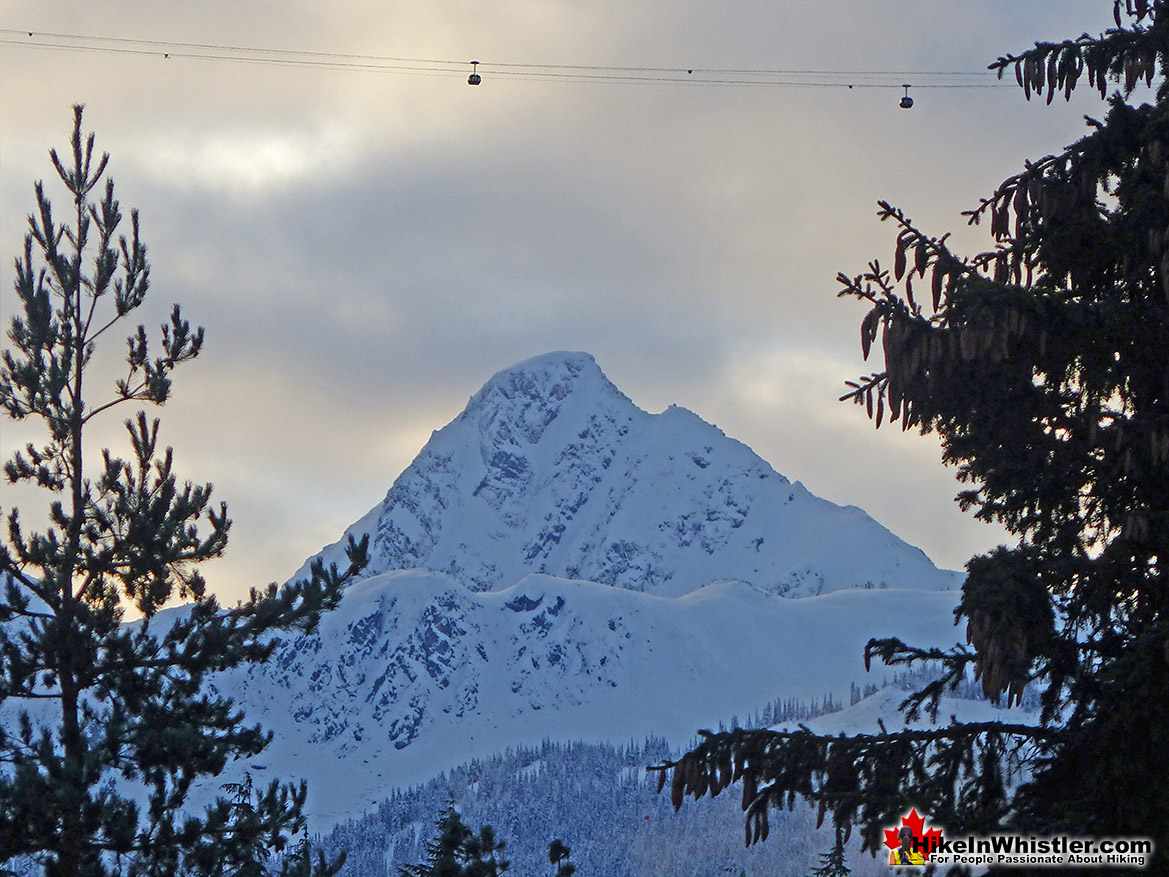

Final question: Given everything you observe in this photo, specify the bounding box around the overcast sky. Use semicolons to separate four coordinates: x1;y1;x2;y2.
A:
0;2;1120;604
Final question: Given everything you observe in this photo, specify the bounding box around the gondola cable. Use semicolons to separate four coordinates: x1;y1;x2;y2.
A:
0;26;1005;100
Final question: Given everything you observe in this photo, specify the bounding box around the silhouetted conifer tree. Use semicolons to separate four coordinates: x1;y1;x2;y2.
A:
547;839;574;877
808;827;850;877
654;2;1169;872
399;804;509;877
0;106;368;875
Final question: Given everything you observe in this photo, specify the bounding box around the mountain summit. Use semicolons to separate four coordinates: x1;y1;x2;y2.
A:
304;351;958;596
209;352;966;827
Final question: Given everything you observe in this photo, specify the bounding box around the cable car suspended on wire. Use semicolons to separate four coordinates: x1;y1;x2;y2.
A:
899;84;913;108
468;61;481;86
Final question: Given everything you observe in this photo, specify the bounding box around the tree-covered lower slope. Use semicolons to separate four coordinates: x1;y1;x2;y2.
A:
318;738;827;877
317;676;1030;877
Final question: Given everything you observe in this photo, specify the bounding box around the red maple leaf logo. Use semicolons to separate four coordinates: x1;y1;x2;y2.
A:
883;808;943;861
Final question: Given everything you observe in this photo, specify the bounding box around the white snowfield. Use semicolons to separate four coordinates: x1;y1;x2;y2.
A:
201;351;976;827
211;570;968;826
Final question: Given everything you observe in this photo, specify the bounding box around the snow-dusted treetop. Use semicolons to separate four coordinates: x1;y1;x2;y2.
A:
299;351;960;597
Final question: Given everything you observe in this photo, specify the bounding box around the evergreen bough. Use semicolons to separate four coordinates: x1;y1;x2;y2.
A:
0;106;368;875
653;2;1169;872
398;804;509;877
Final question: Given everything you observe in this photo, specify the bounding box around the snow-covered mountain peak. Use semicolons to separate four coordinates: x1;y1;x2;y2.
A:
204;352;973;832
301;352;959;597
458;351;632;442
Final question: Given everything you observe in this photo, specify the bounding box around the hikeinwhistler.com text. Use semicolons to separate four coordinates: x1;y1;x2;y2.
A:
910;834;1153;869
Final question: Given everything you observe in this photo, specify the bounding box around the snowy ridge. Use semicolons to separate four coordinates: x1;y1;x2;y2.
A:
211;569;965;826
297;352;960;597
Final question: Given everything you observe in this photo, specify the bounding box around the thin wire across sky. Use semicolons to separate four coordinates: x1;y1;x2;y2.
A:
0;27;1007;89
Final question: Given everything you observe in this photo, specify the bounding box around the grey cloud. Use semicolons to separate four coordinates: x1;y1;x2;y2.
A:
0;1;1116;599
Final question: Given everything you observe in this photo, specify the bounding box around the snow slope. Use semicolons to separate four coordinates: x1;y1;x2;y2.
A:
295;352;961;597
211;569;967;826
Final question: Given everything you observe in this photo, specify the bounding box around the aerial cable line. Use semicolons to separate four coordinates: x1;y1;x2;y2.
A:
0;28;1007;89
0;37;470;77
0;28;463;67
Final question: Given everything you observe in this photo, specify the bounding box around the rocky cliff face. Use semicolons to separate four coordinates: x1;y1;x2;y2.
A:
211;570;964;826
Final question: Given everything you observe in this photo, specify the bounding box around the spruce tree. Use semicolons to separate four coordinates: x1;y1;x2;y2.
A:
399;804;509;877
0;106;368;875
808;828;850;877
654;2;1169;872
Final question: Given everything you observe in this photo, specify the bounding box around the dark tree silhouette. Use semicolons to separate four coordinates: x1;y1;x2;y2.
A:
0;106;367;875
547;839;575;877
654;2;1169;872
398;804;509;877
